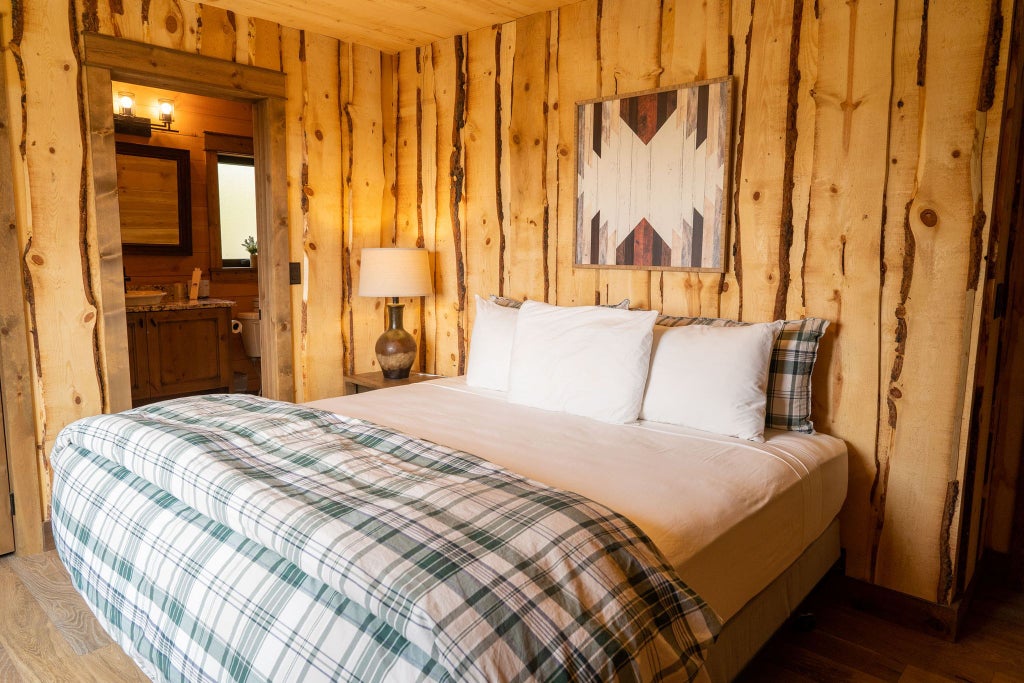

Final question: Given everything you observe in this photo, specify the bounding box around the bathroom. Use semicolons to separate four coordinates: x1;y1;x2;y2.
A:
114;81;262;405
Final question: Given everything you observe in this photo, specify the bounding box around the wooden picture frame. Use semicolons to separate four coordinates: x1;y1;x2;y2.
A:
115;141;192;255
574;77;731;272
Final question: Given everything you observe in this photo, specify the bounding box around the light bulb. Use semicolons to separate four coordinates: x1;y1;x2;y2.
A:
117;92;135;116
157;99;174;122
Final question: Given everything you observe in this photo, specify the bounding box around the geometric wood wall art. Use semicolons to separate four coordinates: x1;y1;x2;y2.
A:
575;77;731;272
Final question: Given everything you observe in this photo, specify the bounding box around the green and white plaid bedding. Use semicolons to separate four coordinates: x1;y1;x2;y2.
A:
51;394;720;682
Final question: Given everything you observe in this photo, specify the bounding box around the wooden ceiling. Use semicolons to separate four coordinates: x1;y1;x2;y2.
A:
202;0;572;53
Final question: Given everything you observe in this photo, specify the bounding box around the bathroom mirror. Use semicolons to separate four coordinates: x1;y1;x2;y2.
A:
115;142;192;255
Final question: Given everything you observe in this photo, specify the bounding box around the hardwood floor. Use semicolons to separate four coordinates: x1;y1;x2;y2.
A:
739;568;1024;682
0;550;1021;681
0;551;146;682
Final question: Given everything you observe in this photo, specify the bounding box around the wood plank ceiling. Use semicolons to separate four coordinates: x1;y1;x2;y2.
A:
200;0;573;52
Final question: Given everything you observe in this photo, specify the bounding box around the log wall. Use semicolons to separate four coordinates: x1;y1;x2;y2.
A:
389;0;1017;603
1;0;1019;606
1;0;390;528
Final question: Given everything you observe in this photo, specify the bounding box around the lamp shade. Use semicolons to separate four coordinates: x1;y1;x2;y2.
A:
358;248;433;298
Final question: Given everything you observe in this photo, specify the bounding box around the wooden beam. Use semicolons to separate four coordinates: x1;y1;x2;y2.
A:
82;33;286;100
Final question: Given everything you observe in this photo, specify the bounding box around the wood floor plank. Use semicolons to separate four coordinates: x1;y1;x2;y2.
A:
779;628;905;681
897;665;959;683
0;641;27;683
993;673;1024;683
0;557;145;682
81;643;150;683
7;552;113;656
762;641;889;683
0;562;83;682
810;604;1002;681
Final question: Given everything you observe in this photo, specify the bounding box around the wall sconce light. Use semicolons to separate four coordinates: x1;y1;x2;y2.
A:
152;98;176;132
113;92;178;137
117;91;135;117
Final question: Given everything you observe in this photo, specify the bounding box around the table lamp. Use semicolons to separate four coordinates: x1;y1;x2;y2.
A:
358;248;433;379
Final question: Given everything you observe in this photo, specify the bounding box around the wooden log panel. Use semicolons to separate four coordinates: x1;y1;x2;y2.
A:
552;1;595;308
16;0;105;512
874;1;991;603
507;12;550;303
197;5;236;62
463;25;504;331
344;44;387;375
430;37;468;377
418;47;439;374
0;35;44;555
280;27;307;401
594;0;658;310
394;50;425;372
800;0;892;593
142;0;194;53
298;33;345;400
956;0;1016;594
657;0;731;318
870;0;927;588
732;0;797;322
982;0;1024;558
718;0;754;322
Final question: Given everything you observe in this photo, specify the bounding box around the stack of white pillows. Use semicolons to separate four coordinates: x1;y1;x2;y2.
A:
465;296;786;442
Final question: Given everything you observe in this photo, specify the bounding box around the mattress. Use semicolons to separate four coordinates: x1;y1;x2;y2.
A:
308;376;848;622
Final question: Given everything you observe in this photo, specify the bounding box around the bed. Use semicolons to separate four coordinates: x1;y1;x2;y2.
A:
50;375;846;682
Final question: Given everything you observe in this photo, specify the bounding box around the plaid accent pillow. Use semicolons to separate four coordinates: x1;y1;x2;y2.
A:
490;294;631;310
656;314;829;433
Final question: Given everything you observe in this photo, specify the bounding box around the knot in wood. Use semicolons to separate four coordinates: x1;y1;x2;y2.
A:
920;209;938;227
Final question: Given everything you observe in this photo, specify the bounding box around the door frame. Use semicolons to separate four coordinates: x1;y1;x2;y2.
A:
81;34;294;408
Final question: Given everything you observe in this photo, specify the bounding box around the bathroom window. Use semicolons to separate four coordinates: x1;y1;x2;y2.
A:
205;133;257;269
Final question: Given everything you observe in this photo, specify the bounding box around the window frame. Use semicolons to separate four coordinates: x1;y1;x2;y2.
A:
205;132;256;271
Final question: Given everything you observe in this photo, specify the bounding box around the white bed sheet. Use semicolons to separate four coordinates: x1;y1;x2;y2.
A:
307;376;847;622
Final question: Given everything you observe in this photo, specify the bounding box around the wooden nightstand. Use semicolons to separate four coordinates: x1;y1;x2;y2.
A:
343;371;441;395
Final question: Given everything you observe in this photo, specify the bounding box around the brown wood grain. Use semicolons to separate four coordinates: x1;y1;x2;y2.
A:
7;553;113;657
0;559;147;681
0;44;39;556
389;0;1018;606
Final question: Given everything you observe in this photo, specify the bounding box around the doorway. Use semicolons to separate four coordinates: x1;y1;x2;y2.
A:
111;82;263;404
81;34;294;410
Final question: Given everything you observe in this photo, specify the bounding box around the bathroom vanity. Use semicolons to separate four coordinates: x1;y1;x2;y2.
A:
126;298;234;405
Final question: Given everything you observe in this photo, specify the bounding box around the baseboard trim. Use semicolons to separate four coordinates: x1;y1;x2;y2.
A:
839;574;974;641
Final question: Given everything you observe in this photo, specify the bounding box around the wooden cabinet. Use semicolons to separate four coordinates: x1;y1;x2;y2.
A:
127;307;232;405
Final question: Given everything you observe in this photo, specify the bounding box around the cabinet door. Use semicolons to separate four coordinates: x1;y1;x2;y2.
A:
126;312;150;403
147;308;232;397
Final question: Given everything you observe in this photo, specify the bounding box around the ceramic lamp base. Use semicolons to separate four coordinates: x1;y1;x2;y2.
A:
376;303;417;379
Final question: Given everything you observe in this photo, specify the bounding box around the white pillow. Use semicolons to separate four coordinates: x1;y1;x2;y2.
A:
640;322;784;441
507;301;658;423
466;295;519;390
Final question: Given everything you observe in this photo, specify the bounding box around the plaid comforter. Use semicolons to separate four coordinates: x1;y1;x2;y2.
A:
51;394;720;682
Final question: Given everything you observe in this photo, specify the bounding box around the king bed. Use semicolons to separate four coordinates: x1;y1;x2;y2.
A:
49;302;847;682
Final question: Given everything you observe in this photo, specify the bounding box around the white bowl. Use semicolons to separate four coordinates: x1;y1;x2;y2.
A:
125;290;167;306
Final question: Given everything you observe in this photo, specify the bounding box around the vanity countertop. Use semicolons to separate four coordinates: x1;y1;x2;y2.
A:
125;297;236;313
